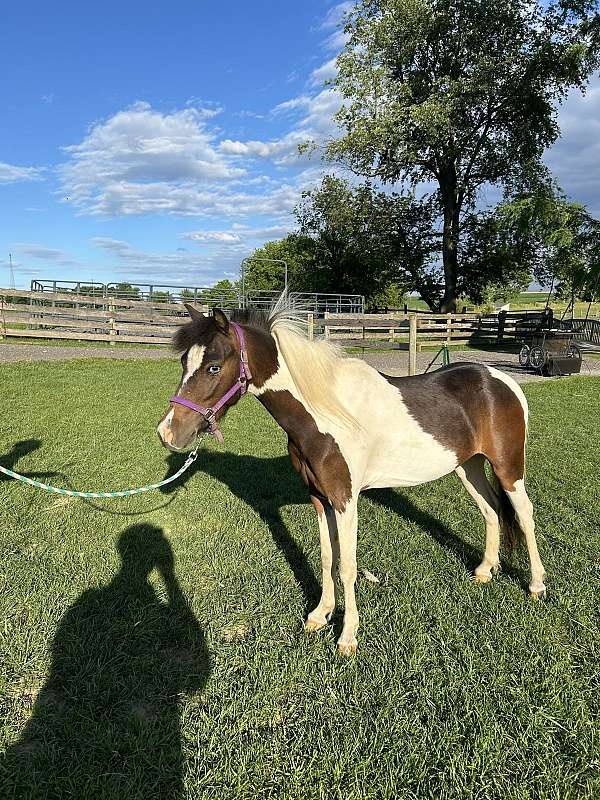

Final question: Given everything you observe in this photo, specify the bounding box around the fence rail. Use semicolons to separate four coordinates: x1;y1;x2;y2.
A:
29;280;365;315
0;288;203;345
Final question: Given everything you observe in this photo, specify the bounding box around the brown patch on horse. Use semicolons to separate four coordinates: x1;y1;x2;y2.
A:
242;326;279;389
480;375;526;492
383;363;526;486
260;389;353;514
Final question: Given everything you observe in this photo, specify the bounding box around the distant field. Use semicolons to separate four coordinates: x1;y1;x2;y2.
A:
402;293;600;317
0;358;598;799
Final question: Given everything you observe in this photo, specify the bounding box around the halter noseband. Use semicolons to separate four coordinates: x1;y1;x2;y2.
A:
169;321;252;444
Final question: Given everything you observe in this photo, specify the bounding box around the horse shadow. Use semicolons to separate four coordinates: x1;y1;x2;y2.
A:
160;450;524;603
161;450;323;614
365;488;527;586
0;524;210;800
0;439;58;482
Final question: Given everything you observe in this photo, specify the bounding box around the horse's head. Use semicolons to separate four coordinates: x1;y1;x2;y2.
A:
157;305;248;451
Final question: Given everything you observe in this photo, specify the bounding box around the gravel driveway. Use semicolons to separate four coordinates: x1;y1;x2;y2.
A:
354;348;600;383
1;341;598;384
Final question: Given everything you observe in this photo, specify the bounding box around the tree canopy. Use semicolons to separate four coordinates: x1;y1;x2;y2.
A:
325;0;600;310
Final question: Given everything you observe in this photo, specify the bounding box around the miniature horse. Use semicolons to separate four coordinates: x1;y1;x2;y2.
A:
157;304;546;655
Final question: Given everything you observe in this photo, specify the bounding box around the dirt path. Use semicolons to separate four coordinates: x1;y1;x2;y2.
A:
1;341;598;383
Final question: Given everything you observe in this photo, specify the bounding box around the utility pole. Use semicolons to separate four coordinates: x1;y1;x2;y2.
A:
9;253;15;289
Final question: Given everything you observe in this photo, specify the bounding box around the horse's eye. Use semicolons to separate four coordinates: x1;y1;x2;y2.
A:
207;365;221;375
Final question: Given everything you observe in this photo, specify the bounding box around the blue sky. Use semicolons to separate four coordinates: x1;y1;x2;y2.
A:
1;1;598;290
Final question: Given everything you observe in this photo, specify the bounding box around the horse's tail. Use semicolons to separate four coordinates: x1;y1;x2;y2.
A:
490;472;525;556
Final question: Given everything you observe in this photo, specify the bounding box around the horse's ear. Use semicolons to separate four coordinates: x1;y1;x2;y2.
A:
184;303;204;321
213;308;230;333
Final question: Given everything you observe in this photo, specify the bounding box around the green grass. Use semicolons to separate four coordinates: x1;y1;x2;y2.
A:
0;359;598;799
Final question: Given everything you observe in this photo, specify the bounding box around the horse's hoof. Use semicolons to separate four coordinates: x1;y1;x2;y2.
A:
304;618;327;632
529;588;547;601
473;574;492;584
337;640;358;656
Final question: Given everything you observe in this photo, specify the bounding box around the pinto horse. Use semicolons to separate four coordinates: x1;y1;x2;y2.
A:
157;304;546;655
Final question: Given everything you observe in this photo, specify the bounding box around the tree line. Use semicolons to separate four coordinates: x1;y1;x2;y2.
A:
246;0;600;311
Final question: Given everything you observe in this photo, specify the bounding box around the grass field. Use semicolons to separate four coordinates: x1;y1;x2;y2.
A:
401;293;600;317
0;359;598;799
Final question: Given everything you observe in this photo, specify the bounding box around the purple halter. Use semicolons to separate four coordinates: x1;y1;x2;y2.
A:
169;321;252;443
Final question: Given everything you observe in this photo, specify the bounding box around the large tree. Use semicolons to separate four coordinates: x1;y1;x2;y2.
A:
247;176;438;305
328;0;600;310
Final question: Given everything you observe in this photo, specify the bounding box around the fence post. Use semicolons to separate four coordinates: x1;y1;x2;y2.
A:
109;298;116;346
324;311;330;341
409;314;418;375
497;310;507;344
307;312;314;341
446;313;452;345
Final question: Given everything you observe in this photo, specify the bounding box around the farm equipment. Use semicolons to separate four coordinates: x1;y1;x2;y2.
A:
518;329;582;376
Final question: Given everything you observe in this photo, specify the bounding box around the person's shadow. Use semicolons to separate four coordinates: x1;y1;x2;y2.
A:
0;439;58;482
0;524;210;800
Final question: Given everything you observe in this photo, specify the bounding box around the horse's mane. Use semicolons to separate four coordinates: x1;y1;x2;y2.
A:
233;294;360;431
174;294;360;430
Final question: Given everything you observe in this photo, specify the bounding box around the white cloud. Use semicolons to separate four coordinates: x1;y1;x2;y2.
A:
219;87;342;166
60;101;244;216
309;57;338;87
180;223;292;245
0;161;44;184
321;1;352;50
68;179;300;218
91;236;247;282
53;5;349;221
179;230;243;243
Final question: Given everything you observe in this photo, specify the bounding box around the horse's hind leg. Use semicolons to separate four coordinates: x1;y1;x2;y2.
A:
455;454;501;583
497;476;546;599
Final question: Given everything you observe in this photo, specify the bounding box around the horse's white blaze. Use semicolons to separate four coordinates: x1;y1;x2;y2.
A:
486;366;528;426
252;343;458;490
182;344;206;387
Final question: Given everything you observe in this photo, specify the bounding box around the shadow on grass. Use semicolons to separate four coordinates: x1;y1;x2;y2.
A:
0;524;210;799
0;439;58;482
365;487;527;588
162;451;322;614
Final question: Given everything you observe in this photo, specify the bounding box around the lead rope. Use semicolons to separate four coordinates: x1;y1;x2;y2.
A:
0;439;203;498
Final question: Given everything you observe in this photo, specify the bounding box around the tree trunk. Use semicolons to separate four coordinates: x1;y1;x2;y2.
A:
439;166;460;313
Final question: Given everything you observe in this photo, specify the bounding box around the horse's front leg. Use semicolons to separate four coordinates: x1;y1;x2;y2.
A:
305;495;339;631
336;497;359;656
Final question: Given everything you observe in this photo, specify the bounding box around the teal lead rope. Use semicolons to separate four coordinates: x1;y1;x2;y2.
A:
0;442;201;499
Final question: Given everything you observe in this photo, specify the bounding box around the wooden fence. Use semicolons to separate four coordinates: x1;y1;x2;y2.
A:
321;311;560;375
0;288;206;345
3;289;593;371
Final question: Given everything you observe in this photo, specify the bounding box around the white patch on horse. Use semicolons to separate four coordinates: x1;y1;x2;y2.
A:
157;408;174;444
182;344;206;387
486;366;528;427
251;340;458;490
